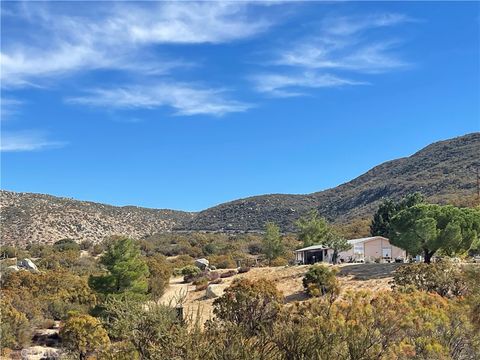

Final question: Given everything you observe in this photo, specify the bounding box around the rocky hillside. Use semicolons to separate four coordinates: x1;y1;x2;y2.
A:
0;191;194;246
1;133;478;244
178;132;480;231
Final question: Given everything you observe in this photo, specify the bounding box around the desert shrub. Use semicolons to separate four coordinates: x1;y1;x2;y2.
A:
179;265;201;277
100;297;194;359
270;257;289;267
392;261;470;297
0;246;20;259
213;278;283;335
60;313;110;359
1;288;43;323
0;297;31;349
146;254;172;300
184;269;219;284
238;266;251;274
208;254;236;269
272;290;480;360
97;340;140;360
40;318;56;329
46;299;90;320
26;243;54;258
38;249;81;270
220;270;237;278
2;269;97;322
90;243;105;256
203;243;219;255
53;238;80;252
68;255;103;277
247;242;263;255
79;240;93;250
302;264;340;299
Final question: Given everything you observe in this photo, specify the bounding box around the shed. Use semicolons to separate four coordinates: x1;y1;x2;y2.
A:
295;244;332;265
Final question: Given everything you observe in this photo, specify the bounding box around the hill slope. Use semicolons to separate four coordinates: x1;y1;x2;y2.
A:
0;191;194;246
1;133;478;244
178;132;479;231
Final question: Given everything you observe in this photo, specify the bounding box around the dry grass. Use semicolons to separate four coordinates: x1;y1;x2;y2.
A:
160;263;400;325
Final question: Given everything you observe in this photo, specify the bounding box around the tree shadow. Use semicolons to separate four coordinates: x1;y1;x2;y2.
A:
338;263;402;280
284;291;309;303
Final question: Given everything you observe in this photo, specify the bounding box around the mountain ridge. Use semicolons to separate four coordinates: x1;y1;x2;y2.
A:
1;132;478;245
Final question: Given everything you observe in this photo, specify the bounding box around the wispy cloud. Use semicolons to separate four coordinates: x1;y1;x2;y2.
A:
252;72;367;97
276;37;409;74
67;84;252;117
255;12;413;96
322;13;414;36
1;97;23;120
1;2;272;88
1;130;66;152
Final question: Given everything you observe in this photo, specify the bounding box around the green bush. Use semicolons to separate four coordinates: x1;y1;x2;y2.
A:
53;238;80;252
302;264;340;299
180;265;202;283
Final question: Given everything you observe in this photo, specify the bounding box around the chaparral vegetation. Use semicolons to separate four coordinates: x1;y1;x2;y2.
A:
1;194;479;359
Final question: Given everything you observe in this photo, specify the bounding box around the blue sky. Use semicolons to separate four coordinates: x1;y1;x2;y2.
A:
1;1;479;211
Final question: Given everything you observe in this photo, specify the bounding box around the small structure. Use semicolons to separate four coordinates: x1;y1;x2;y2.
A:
295;244;331;265
295;236;406;265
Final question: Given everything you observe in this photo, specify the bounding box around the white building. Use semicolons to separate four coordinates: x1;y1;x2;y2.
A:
295;236;406;264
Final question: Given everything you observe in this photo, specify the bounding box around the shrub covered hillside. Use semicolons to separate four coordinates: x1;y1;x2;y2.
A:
1;231;480;359
2;133;479;245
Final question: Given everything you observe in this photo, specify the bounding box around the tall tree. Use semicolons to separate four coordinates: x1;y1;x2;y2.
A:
296;210;330;247
89;236;149;296
296;210;351;262
390;204;480;263
370;193;425;237
262;222;284;264
324;232;351;264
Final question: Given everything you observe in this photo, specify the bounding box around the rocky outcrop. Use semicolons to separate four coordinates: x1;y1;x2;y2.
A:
206;284;225;299
195;258;210;270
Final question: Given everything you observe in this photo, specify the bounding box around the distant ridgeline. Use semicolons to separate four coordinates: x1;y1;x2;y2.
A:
1;133;479;245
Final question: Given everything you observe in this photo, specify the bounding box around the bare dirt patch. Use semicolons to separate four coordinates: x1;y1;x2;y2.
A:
160;263;400;325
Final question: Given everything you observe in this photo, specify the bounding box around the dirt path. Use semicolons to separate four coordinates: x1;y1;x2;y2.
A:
159;276;191;307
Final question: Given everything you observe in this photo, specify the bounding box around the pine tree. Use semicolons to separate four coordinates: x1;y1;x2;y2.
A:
262;222;284;265
89;237;149;296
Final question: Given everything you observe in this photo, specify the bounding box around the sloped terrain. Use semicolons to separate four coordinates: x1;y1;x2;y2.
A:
178;132;479;231
1;133;478;244
0;191;194;245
